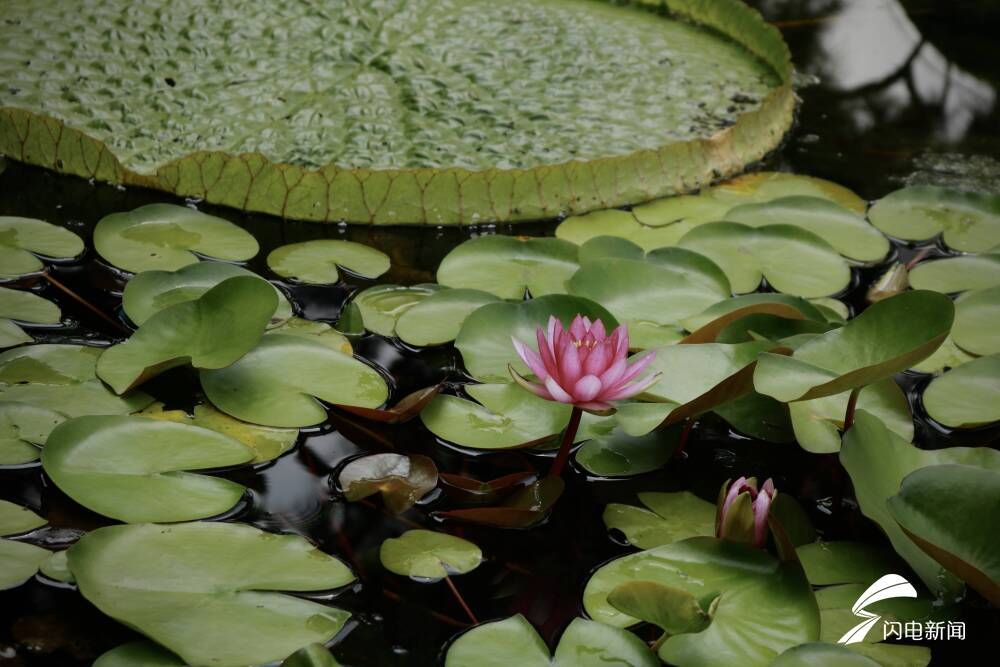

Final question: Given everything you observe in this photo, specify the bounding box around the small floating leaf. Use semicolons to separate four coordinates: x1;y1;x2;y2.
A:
796;541;904;586
437;236;578;299
435;477;564;529
39;549;74;584
575;426;680;477
603;491;716;549
438;471;536;505
0;216;84;278
353;283;440;337
607;581;710;635
0;538;49;590
922;354;1000;428
0;498;46;536
68;522;354;667
266;316;352;354
868;186;1000;252
43;415;253;523
0;401;66;465
200;334;388;427
707;172;867;213
94;641;187;667
395;288;500;347
93;204;258;273
338;453;437;514
267;240;390;284
0;343;102;384
337;384;440;424
909;335;975;374
380;529;482;580
0;380;153;418
952;286;1000;356
680;293;827;333
771;643;883;667
282;644;343;667
0;287;60;348
908;254;1000;293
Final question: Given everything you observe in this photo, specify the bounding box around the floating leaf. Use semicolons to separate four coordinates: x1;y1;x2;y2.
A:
840;411;1000;598
0;319;31;348
681;293;827;333
815;582;950;650
122;261;292;327
353;283;440;337
584;537;819;666
908;254;1000;293
200;334;388;427
0;343;101;384
282;644;342;667
380;530;482;580
94;642;187;667
435;477;564;529
68;522;354;666
607;581;710;635
0;498;46;536
454;294;616;383
909;335;975;374
796;541;904;587
98;276;276;393
267;240;390;284
887;465;1000;605
93;204;258;273
0;216;84;278
266;317;352;354
789;379;912;454
602;491;716;549
39;549;74;584
575;426;680;477
338;453;437;514
952;286;1000;355
754;291;954;402
437;236;578;299
922;355;1000;428
0;538;49;590
0;286;60;348
43;415;252;523
724;196;889;262
0;401;65;464
139;402;298;463
714;390;795;442
438;471;537;505
678;222;851;297
576;235;647;263
395;288;500;347
868;186;1000;252
771;643;882;667
444;615;657;667
707;172;867;213
337;385;440;424
0;380;153;418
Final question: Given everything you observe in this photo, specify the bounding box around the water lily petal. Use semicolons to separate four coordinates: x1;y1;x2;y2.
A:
603;371;662;401
558;339;582;387
752;488;772;547
606;350;656;392
573;374;603;402
509;366;554;400
598;357;628;388
583;339;610;376
544;376;574;403
537;327;560;379
590;319;607;340
570;314;588;339
512;337;548;380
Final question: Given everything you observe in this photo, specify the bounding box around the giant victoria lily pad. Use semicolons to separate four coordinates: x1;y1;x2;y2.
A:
67;522;355;666
0;0;793;223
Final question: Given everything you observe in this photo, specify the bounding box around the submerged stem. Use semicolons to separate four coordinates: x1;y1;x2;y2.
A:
674;419;696;460
444;574;478;625
548;406;583;478
843;386;862;432
42;271;129;334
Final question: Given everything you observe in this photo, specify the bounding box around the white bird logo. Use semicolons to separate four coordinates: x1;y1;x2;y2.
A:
837;574;918;644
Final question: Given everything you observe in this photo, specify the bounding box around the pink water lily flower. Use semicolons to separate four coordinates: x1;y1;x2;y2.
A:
716;476;776;549
509;315;660;412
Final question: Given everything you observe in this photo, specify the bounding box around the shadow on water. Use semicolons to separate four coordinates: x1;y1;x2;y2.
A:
1;1;998;665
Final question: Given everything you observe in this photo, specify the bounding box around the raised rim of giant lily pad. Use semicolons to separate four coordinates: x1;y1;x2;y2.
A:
510;316;659;477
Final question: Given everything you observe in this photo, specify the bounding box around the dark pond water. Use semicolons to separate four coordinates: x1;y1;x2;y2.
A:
2;1;999;665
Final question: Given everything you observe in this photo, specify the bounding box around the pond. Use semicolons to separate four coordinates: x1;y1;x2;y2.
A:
1;1;998;666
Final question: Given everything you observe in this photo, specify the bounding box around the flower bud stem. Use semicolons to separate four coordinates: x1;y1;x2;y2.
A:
548;406;583;478
843;386;862;431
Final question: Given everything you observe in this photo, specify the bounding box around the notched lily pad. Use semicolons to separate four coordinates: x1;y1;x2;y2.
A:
0;343;102;385
603;491;716;549
337;453;437;513
380;529;482;580
93;204;259;273
575;426;680;477
908;254;1000;294
353;283;440;337
708;172;866;213
952;285;1000;356
796;541;904;587
607;580;711;636
0;498;47;536
267;240;390;284
0;538;50;590
267;317;353;354
437;236;578;299
94;641;187;667
435;477;564;529
922;354;1000;428
868;186;1000;252
0;286;61;348
438;471;537;505
0;401;66;465
0;216;84;278
395;288;500;347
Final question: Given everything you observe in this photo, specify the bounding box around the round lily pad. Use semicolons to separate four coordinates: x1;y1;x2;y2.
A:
909;254;1000;293
39;549;74;584
395;288;500;347
723;196;889;262
634;193;734;227
437;236;579;299
0;343;101;384
454;294;616;382
0;380;153;418
0;538;49;590
909;335;976;374
338;453;438;514
444;615;658;667
0;401;66;465
42;415;253;523
0;216;84;278
953;286;1000;356
678;222;851;297
98;276;277;393
201;334;388;427
680;293;827;333
94;204;259;273
67;522;354;667
575;426;680;477
94;642;187;667
556;205;721;251
796;541;904;587
122;261;293;327
923;355;1000;428
267;240;390;284
0;498;46;536
380;530;482;580
602;491;716;549
707;172;867;213
267;317;353;354
353;283;440;337
584;536;819;667
0;286;60;323
868;186;1000;252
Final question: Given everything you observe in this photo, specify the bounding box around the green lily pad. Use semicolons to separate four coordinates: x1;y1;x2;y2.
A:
39;549;74;584
435;477;565;529
680;293;828;333
122;261;293;327
952;286;1000;355
714;390;795;442
437;236;578;299
789;378;913;454
454;294;616;383
444;615;657;667
797;541;904;587
0;216;84;278
584;537;819;667
868;186;1000;252
840;411;1000;598
43;415;253;523
922;355;1000;428
0;286;60;347
678;222;851;297
557;203;724;252
602;491;716;549
380;530;482;580
908;254;1000;293
724;196;889;262
0;538;49;590
754;291;954;402
810;297;850;323
0;380;153;418
0;498;46;536
909;335;975;374
607;581;711;635
283;644;342;667
887;465;1000;606
267;240;390;284
0;401;66;464
707;172;867;213
577;235;648;263
338;453;438;514
94;642;187;667
771;643;881;667
0;343;101;384
0;319;31;348
575;426;680;477
267;317;353;354
139;402;298;463
200;334;388;427
395;288;500;347
634;193;734;228
93;204;259;273
68;522;354;667
353;283;440;337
